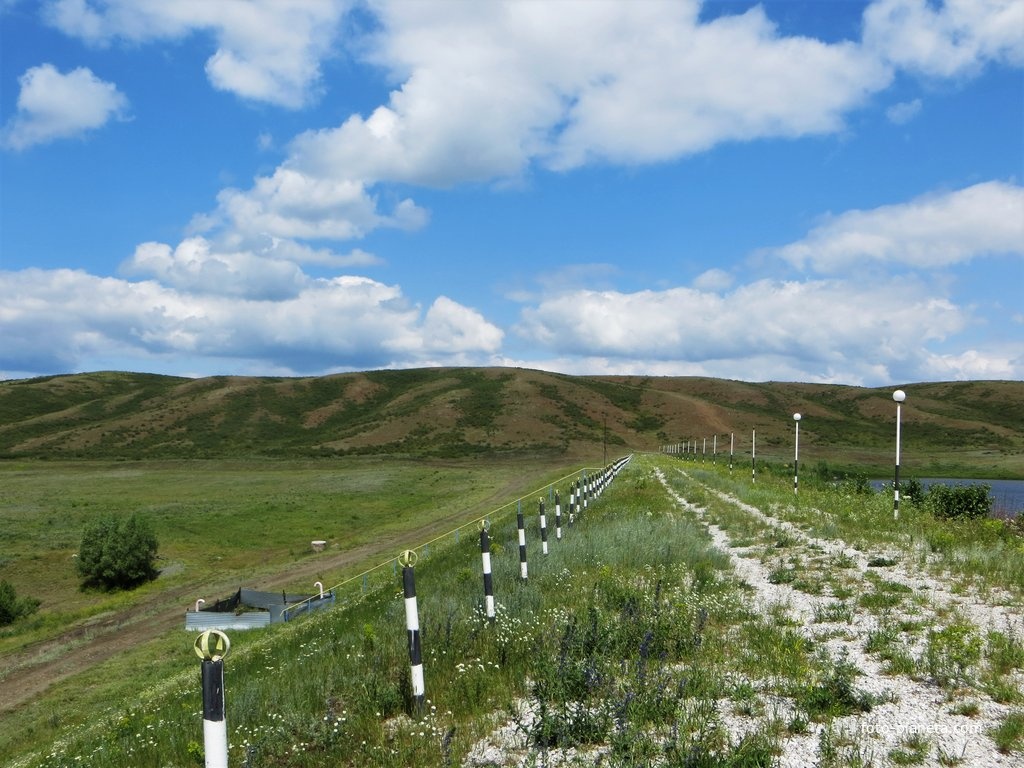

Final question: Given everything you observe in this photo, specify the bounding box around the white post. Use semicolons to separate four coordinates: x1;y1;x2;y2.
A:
893;389;906;519
793;413;802;495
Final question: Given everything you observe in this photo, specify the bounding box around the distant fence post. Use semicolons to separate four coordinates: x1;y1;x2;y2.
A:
194;629;230;768
479;520;495;623
400;549;425;710
554;489;562;540
517;500;528;580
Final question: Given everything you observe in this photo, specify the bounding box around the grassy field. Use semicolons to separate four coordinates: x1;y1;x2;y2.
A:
0;455;584;759
2;454;1022;766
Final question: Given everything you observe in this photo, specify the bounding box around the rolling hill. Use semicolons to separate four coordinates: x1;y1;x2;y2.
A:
1;369;1022;476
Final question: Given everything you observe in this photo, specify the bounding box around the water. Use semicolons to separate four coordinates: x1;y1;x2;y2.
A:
870;477;1024;518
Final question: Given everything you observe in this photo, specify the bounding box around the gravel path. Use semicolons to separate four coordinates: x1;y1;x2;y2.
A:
658;468;1024;768
460;467;1023;767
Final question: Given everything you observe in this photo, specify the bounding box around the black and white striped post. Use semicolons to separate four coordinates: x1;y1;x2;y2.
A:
568;483;576;527
194;629;231;768
752;428;756;483
516;501;528;580
792;413;801;495
539;498;549;555
479;521;495;623
554;489;562;540
713;434;717;464
400;549;425;709
702;437;706;464
893;389;906;519
729;432;734;472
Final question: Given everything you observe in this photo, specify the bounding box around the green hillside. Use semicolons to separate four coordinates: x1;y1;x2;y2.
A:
1;369;1022;477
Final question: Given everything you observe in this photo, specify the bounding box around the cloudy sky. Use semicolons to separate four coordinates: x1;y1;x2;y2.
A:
1;0;1022;385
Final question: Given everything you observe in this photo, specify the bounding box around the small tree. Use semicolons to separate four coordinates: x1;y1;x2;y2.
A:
77;513;159;590
0;580;40;625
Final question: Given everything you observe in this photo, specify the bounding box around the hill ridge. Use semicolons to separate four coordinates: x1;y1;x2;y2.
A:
1;369;1022;476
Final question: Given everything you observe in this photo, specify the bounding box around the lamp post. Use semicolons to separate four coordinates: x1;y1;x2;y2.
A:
893;389;906;519
793;413;801;495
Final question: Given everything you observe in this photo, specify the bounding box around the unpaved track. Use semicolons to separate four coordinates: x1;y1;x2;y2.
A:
0;474;539;715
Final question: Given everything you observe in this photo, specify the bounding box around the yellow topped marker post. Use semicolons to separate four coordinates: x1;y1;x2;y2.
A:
194;629;231;768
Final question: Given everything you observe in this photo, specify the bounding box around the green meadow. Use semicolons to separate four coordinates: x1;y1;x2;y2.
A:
2;453;1022;766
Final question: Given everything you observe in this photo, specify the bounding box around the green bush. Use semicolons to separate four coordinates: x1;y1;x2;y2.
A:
77;513;159;590
0;579;40;626
925;483;992;521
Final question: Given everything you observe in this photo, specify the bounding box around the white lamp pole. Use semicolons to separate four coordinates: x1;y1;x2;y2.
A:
893;390;906;519
793;413;802;495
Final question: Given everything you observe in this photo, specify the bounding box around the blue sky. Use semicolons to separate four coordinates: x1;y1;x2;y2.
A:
1;0;1022;385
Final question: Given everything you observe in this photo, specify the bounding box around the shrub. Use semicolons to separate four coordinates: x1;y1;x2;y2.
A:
925;484;992;521
901;477;925;504
77;513;159;590
0;579;40;625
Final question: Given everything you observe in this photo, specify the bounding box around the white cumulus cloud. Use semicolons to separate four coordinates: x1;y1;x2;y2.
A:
864;0;1024;78
770;181;1024;273
0;267;503;375
1;63;128;150
43;0;349;108
514;278;975;384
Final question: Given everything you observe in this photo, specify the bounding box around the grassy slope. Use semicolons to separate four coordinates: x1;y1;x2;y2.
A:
1;369;1022;477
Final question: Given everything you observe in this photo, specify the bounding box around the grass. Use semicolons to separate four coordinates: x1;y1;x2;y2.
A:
0;457;566;649
2;452;1023;766
990;710;1024;754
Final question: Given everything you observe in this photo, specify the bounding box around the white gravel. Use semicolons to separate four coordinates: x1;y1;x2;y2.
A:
460;468;1024;767
659;468;1024;768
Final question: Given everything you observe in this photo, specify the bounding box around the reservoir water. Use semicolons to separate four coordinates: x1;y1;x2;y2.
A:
870;478;1024;517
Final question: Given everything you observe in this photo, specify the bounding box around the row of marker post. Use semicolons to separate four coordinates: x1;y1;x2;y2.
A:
401;455;631;710
664;430;757;482
196;456;633;766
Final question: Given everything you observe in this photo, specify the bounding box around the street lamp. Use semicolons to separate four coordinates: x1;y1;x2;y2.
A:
893;390;906;519
793;413;802;495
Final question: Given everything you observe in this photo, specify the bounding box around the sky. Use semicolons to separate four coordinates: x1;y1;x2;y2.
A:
1;0;1022;386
